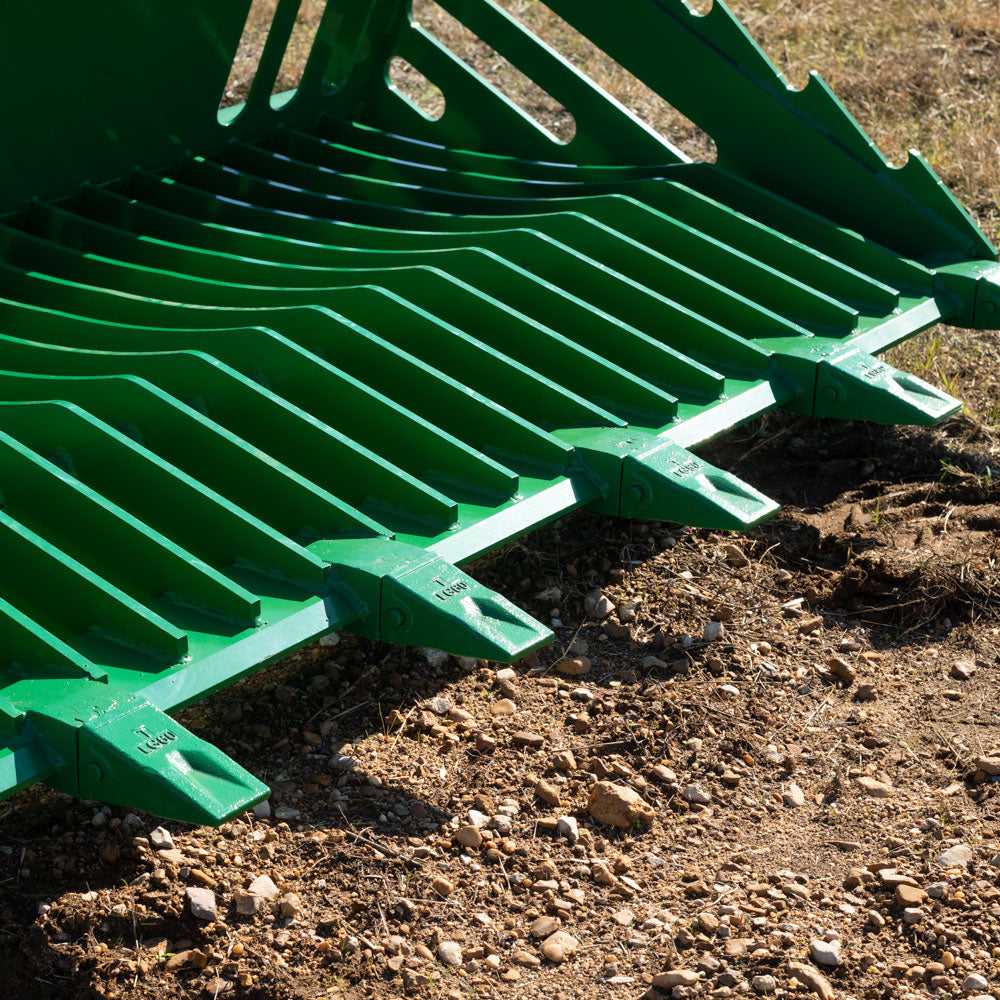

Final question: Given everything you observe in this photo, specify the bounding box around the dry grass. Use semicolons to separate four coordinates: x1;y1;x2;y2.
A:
226;0;1000;237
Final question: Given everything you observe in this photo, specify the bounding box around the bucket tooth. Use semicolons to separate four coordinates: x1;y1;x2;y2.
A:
815;351;960;425
621;441;779;528
74;698;269;826
322;539;553;661
572;434;778;529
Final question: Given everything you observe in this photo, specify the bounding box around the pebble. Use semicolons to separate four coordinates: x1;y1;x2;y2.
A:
587;781;655;829
274;805;300;821
468;809;490;828
234;891;266;916
495;668;516;683
149;827;174;850
512;731;545;748
491;699;517;717
431;876;454;898
703;621;725;642
951;659;977;680
788;961;834;1000
247;875;279;900
541;930;578;963
252;800;271;820
552;750;576;770
584;589;615;620
186;887;217;922
653;970;699;988
855;683;877;702
555;657;591;676
976;756;1000;775
530;916;560;938
438;942;463;967
962;974;988;993
827;656;856;684
454;825;483;849
855;776;890;798
895;884;927;907
809;938;841;967
902;907;924;924
783;783;805;808
556;815;579;843
752;975;777;995
683;783;712;805
939;844;973;868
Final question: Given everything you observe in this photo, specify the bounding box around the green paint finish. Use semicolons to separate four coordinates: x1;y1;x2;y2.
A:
0;0;994;825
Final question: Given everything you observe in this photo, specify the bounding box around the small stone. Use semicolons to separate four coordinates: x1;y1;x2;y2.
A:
584;589;615;620
475;733;497;753
274;805;300;821
703;621;725;642
809;938;841;967
683;783;712;805
438;942;463;967
976;756;1000;775
149;827;174;850
827;657;856;684
530;916;560;938
798;615;824;635
788;961;834;1000
247;875;279;900
613;908;635;926
555;657;591;676
468;809;490;828
902;907;924;925
856;776;890;798
234;891;265;917
252;800;271;820
454;825;483;849
650;764;678;784
491;699;517;717
943;689;963;701
938;844;973;868
431;876;454;898
895;884;927;907
653;970;699;989
541;930;577;963
552;750;576;771
752;975;777;995
429;696;452;715
186;887;217;922
587;781;655;830
512;731;544;749
783;783;805;808
951;660;977;680
512;948;541;967
556;816;579;843
495;667;516;683
534;779;561;806
724;544;749;567
855;683;877;702
962;974;988;993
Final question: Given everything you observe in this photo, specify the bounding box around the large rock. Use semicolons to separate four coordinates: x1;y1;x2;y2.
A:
587;781;655;830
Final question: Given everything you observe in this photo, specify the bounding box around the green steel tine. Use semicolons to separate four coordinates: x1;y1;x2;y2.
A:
0;223;681;428
0;423;262;626
0;391;330;587
679;164;937;293
0;507;188;662
0;344;389;541
0;329;459;533
119;171;776;375
226;140;861;330
271;128;900;311
0;741;60;801
27;199;720;402
18;312;520;506
316;116;672;180
0;594;108;682
172;156;819;341
0;260;626;435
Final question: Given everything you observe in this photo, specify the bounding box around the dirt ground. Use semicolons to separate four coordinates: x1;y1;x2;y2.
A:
4;2;1000;1000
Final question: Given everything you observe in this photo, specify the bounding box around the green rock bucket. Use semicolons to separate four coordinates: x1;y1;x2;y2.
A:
0;0;996;824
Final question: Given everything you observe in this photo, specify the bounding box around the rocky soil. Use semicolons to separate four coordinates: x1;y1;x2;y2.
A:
2;351;1000;1000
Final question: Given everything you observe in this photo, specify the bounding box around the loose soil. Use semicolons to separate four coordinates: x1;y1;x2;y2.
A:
4;3;1000;1000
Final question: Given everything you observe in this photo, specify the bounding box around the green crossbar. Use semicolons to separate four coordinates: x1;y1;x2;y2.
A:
0;0;996;825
